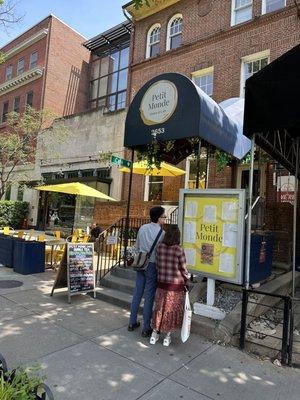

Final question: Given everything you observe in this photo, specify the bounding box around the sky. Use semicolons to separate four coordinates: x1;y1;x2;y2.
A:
0;0;128;47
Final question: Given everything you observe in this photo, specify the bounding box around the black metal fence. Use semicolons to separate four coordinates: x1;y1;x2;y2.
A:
95;217;148;283
240;289;292;365
95;213;180;284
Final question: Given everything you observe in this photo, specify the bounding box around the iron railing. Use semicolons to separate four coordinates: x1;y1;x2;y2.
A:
95;217;148;283
240;289;291;365
95;213;181;284
169;206;179;224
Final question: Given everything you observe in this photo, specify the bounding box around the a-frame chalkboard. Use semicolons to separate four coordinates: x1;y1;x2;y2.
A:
50;243;96;303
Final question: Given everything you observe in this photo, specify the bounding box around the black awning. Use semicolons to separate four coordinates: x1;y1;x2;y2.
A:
124;73;251;161
83;21;132;52
244;43;300;175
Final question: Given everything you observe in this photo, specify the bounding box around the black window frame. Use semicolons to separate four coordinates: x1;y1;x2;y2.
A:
1;101;9;123
13;96;20;113
26;91;33;107
89;43;129;112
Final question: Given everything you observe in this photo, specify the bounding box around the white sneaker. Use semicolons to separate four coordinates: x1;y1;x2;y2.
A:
163;335;171;347
150;331;159;345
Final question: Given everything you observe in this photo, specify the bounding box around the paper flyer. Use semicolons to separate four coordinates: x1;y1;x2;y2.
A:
203;205;216;223
185;201;198;218
183;221;196;243
222;223;237;248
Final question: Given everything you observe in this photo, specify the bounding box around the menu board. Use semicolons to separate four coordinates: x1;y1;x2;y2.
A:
179;189;246;284
67;243;95;301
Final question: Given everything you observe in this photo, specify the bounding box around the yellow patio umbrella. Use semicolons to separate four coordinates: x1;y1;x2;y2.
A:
119;161;186;177
35;182;116;201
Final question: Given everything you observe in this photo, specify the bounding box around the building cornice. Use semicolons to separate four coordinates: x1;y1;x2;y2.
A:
0;66;44;95
123;0;181;21
131;5;298;70
3;29;48;60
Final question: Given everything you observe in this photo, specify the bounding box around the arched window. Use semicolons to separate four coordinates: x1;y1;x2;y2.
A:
146;24;161;59
167;14;183;51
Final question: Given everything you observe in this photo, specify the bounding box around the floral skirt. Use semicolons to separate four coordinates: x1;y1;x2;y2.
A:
152;288;185;334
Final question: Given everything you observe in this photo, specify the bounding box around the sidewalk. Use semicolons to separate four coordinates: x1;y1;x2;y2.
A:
1;266;300;400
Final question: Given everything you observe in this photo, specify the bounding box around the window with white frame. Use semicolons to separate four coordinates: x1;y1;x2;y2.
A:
192;67;214;96
262;0;286;14
29;51;38;69
144;175;163;201
240;51;269;96
5;65;12;81
167;14;183;51
231;0;252;26
185;156;207;189
146;24;161;59
17;58;24;75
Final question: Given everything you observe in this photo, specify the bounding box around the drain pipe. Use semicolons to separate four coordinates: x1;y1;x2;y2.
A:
245;135;255;289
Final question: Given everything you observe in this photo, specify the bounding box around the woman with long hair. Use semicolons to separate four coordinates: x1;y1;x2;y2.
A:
150;224;189;346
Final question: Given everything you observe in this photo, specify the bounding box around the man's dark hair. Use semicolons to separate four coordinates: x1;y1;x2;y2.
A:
162;224;181;246
150;206;165;223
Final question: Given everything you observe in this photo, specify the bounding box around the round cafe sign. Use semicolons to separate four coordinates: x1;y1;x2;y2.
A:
140;80;178;126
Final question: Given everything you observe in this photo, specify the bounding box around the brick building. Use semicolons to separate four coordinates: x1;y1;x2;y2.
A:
0;14;89;125
114;0;300;263
120;0;300;205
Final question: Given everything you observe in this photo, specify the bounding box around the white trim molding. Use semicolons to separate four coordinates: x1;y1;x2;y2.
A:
0;66;44;95
166;13;183;51
192;66;214;96
3;29;48;60
240;49;270;97
262;0;286;15
231;0;253;27
146;23;161;59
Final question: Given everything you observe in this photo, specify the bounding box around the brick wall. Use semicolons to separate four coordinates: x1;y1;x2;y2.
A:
93;200;161;229
0;19;49;122
43;16;90;116
130;0;299;103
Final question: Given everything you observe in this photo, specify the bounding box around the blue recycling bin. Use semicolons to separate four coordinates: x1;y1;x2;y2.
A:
249;233;274;284
13;240;45;275
0;235;15;268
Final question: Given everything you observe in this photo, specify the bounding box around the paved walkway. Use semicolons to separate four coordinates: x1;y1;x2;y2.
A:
1;266;300;400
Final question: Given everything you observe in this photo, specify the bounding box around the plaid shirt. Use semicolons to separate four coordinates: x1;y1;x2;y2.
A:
156;243;188;290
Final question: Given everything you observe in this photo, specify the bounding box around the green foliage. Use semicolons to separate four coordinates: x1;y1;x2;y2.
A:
136;140;177;171
133;0;150;9
0;201;29;228
98;150;113;164
0;106;69;199
215;150;232;172
0;364;45;400
0;51;5;64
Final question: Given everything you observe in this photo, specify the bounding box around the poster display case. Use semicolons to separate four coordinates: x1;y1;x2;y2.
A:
178;189;246;284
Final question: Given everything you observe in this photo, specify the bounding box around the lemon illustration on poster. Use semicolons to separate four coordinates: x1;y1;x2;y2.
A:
179;189;246;284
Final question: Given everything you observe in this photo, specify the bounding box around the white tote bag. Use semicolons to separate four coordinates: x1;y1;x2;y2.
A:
181;290;192;343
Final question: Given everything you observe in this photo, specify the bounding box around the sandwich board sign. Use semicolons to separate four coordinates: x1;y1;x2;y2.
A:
51;243;96;303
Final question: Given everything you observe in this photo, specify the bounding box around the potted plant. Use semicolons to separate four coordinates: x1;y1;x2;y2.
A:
0;354;53;400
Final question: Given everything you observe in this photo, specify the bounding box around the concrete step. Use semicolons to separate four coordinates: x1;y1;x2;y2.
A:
101;274;135;295
95;286;143;312
111;266;136;281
